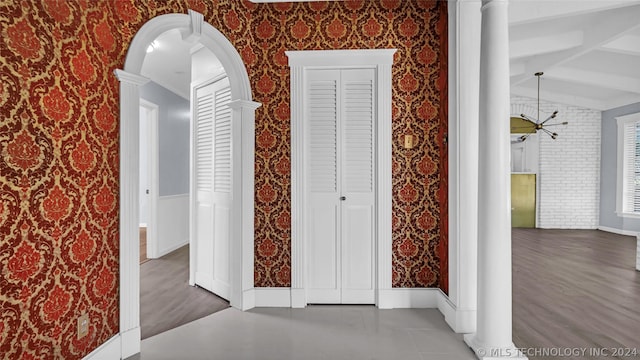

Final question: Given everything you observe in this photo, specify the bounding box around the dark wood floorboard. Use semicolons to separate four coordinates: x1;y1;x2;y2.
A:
140;245;229;339
512;228;640;359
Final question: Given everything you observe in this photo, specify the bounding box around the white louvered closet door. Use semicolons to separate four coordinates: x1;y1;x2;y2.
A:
193;77;232;301
306;68;376;304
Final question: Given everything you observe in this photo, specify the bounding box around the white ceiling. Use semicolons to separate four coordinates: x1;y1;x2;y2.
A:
509;0;640;111
141;29;222;99
141;1;640;111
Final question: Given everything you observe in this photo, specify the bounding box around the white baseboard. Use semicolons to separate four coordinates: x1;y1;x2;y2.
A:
121;326;141;359
291;288;306;308
597;225;639;237
157;239;188;258
241;288;256;311
155;194;189;258
253;286;477;334
378;288;440;309
437;290;476;333
255;287;292;307
255;287;449;310
81;334;121;360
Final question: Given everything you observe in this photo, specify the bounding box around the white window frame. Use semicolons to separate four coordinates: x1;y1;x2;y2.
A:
616;112;640;218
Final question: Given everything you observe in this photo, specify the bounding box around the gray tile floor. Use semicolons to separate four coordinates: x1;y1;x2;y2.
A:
131;305;477;360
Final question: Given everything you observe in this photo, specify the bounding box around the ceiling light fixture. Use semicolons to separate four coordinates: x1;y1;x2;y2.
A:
515;72;568;142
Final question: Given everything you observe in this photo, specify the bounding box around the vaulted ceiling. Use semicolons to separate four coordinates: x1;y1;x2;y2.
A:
509;1;640;111
141;1;640;111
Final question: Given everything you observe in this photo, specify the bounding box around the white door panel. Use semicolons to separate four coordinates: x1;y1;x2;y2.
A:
306;68;376;304
341;69;375;304
194;81;215;294
210;81;232;300
193;77;231;301
195;203;213;291
211;204;230;299
342;205;374;287
307;201;340;303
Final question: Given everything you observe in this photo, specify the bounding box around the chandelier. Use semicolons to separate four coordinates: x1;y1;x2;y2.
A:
514;72;568;142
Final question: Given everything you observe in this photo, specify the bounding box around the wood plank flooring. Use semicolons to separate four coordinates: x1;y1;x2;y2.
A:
140;245;229;339
140;227;149;264
512;228;640;359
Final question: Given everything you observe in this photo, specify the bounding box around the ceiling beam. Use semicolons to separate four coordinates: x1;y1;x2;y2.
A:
511;86;607;111
601;34;640;56
544;66;640;94
602;93;640;110
510;4;640;86
510;31;583;59
508;0;632;25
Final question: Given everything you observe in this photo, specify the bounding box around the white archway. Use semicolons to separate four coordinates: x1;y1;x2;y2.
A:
115;10;260;358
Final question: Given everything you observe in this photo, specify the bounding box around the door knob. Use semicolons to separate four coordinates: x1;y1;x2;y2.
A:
340;196;346;201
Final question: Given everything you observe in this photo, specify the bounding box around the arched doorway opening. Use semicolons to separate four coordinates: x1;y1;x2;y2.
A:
115;10;260;358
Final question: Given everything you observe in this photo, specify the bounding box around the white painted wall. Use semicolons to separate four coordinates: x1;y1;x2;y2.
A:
157;194;190;257
599;103;640;233
511;95;601;229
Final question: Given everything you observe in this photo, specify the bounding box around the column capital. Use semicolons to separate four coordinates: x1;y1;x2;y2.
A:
114;69;150;86
481;0;508;11
228;99;262;110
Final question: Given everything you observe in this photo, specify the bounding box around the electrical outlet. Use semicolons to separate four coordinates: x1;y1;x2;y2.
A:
77;313;89;339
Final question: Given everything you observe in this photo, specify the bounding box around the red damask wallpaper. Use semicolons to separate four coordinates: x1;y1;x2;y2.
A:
1;0;446;358
247;0;448;289
0;0;125;358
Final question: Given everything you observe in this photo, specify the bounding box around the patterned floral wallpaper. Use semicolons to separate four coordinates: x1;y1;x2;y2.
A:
0;0;446;357
247;0;448;288
0;0;125;358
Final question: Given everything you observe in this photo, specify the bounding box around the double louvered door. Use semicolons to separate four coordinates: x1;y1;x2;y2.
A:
193;76;232;300
306;68;376;304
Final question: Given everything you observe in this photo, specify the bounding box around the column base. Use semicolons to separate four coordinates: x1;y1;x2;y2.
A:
291;288;306;308
464;334;528;359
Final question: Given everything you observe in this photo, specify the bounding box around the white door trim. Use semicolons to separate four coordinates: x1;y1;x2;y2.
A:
139;99;159;259
115;10;260;359
286;49;396;308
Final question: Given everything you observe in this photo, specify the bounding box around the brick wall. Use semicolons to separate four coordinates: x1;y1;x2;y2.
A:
511;96;601;228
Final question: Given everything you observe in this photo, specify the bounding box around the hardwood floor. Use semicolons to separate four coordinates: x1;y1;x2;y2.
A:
140;227;149;264
137;229;639;353
512;228;640;359
140;245;229;339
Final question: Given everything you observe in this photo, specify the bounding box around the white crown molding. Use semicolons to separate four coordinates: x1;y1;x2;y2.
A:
286;49;396;67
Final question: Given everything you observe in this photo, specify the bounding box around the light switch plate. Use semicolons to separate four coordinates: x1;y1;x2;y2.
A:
77;313;89;339
404;134;414;149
